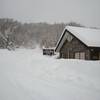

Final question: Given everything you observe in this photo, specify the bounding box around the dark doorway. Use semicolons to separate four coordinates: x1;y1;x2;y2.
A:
91;50;99;60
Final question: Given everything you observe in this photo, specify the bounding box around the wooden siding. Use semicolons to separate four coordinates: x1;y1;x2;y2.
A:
60;36;91;60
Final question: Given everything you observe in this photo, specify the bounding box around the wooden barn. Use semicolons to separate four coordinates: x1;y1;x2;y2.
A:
55;26;100;60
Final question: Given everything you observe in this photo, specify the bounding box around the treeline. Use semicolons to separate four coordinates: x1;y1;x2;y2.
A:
0;18;85;49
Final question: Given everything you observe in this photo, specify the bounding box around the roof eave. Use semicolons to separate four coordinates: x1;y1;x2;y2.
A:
55;28;66;52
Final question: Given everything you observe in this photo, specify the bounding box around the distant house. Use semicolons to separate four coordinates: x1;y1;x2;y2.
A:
55;26;100;60
43;47;55;56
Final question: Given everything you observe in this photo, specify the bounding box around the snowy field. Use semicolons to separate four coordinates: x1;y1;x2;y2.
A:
0;48;100;100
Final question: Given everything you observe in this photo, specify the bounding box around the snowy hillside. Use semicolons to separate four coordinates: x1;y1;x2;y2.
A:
0;48;100;100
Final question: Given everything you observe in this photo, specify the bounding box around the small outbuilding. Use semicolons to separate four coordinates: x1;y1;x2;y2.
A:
55;26;100;60
43;47;55;56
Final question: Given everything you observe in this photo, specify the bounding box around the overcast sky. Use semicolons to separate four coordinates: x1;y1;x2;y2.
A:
0;0;100;27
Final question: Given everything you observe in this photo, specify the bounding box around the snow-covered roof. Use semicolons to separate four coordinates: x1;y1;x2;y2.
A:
42;46;55;49
55;26;100;52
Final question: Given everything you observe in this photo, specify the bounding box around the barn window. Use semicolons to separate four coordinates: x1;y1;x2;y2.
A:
75;52;85;59
80;52;85;59
75;52;80;59
66;32;74;42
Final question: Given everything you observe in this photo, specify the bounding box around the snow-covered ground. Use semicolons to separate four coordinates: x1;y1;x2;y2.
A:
0;48;100;100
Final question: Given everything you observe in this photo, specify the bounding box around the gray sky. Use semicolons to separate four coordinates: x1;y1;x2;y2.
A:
0;0;100;27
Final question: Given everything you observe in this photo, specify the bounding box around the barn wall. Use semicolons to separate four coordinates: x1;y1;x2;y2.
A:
89;48;100;60
60;37;90;60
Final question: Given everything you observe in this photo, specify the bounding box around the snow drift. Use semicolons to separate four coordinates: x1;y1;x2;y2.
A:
0;48;100;100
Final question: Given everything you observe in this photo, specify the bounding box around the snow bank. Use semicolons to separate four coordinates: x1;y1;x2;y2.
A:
0;48;100;100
